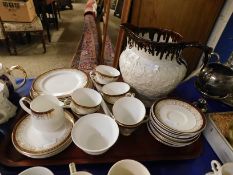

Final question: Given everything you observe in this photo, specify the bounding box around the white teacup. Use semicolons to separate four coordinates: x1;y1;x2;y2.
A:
19;166;54;175
211;160;233;175
112;97;146;136
94;65;120;85
108;159;150;175
69;88;102;116
102;82;130;104
19;95;65;132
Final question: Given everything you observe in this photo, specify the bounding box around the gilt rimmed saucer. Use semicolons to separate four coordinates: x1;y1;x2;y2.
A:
31;68;89;99
12;110;74;158
152;99;206;134
147;121;200;147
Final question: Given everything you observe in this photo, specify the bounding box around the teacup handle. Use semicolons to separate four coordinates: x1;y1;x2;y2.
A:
62;98;71;109
211;160;221;174
138;115;150;125
125;92;135;97
69;162;77;175
19;97;32;115
7;65;27;90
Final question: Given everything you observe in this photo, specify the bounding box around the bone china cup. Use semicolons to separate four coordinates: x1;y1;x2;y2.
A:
95;65;120;85
71;113;119;155
102;82;130;104
19;95;65;132
19;166;54;175
70;88;102;115
112;97;146;136
108;159;150;175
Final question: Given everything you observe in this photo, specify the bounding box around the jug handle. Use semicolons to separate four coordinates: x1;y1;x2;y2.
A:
211;160;221;174
7;65;27;90
181;42;219;82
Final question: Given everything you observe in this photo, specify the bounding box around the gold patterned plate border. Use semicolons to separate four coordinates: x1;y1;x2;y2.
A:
31;68;89;99
11;110;74;157
147;122;200;147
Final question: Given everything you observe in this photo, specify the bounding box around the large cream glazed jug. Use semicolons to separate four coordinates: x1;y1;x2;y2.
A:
119;24;214;106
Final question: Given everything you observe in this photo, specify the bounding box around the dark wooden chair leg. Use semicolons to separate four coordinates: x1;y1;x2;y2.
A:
52;2;59;30
56;0;61;19
26;32;31;43
40;31;46;53
7;34;17;55
4;37;12;55
41;5;51;42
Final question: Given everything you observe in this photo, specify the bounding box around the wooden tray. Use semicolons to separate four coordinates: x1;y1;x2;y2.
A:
0;109;203;167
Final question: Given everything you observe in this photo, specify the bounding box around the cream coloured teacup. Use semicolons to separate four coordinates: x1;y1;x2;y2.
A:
19;166;54;175
94;65;120;85
102;82;130;104
211;160;233;175
69;88;102;116
112;97;146;136
19;95;65;132
108;159;150;175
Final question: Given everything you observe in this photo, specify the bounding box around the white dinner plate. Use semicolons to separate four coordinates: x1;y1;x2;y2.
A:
12;110;74;158
153;99;205;133
32;68;88;98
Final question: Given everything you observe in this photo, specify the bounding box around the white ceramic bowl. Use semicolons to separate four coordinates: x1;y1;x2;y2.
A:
70;88;102;115
71;113;119;155
112;97;146;136
95;65;120;85
102;82;130;104
108;159;150;175
19;166;54;175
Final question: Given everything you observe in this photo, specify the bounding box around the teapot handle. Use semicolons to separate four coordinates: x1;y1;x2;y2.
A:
7;65;27;90
19;97;32;115
181;42;219;82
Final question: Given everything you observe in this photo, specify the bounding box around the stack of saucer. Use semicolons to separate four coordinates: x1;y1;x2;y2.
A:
147;98;206;147
12;111;74;158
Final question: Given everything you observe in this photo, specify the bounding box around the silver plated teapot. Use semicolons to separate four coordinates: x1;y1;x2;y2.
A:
196;53;233;106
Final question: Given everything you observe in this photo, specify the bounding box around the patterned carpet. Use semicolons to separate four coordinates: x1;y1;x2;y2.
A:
71;4;115;73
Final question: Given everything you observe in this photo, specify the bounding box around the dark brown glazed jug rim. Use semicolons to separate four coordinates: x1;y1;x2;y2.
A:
121;23;213;66
121;23;184;43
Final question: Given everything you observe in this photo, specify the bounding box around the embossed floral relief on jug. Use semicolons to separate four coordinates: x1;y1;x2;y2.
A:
119;24;213;106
